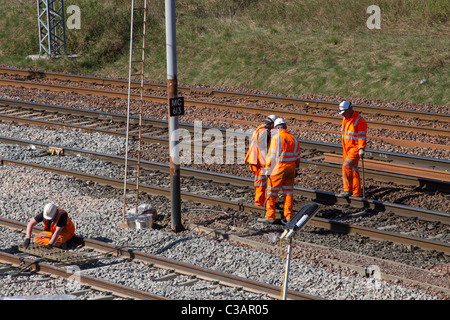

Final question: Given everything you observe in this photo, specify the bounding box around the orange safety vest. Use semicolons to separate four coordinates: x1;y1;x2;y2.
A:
245;125;271;168
341;111;367;196
264;128;300;221
43;208;75;235
265;129;301;175
35;208;75;247
341;111;367;154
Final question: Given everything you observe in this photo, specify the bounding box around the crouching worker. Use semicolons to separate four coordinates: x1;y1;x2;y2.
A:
24;203;75;249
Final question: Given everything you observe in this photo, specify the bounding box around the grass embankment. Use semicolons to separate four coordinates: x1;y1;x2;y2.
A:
0;0;449;105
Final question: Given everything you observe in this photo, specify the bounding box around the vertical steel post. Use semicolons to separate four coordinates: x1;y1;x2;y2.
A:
282;238;292;300
123;0;135;223
134;0;148;215
165;0;183;232
361;156;366;198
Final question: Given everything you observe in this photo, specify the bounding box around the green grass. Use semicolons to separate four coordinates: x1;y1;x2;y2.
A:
0;0;448;105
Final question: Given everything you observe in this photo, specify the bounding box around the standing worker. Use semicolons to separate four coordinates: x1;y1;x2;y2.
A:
23;203;76;249
245;114;277;207
338;100;367;198
260;118;301;223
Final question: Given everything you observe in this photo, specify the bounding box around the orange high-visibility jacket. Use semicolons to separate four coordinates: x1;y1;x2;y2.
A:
245;125;271;168
43;208;75;235
265;129;301;175
341;111;367;155
264;128;300;221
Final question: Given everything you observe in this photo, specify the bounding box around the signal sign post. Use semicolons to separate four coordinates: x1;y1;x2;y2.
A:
166;0;184;232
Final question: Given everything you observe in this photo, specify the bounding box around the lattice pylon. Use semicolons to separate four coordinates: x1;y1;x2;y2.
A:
37;0;66;56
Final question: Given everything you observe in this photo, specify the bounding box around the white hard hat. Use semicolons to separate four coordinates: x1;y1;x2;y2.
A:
265;114;277;124
274;117;286;128
43;203;57;220
338;100;352;114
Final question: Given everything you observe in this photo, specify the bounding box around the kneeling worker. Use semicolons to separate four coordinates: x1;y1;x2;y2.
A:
24;203;76;249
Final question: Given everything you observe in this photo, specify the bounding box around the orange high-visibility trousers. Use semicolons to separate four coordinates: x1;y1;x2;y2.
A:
341;110;366;197
342;149;362;197
34;218;75;247
265;162;296;221
246;125;271;207
34;229;75;247
250;164;267;207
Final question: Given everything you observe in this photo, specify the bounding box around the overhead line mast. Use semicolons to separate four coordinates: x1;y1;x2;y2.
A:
165;0;183;232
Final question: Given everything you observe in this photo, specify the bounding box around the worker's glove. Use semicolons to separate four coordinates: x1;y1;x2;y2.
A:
261;167;269;176
45;243;53;250
23;238;31;249
358;148;365;158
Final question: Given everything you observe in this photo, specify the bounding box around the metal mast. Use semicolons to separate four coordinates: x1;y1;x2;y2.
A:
123;0;148;222
165;0;183;232
36;0;66;56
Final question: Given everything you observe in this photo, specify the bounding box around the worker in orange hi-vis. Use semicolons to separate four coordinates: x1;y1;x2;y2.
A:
337;100;367;198
260;118;301;224
23;203;76;249
245;115;277;207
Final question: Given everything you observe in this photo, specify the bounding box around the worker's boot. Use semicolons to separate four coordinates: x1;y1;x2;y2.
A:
337;191;352;198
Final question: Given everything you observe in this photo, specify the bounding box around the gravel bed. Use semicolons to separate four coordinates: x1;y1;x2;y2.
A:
0;123;447;300
0;175;442;300
0;120;448;224
0;72;448;300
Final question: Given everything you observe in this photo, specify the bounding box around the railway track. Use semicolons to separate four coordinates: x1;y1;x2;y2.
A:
1;66;449;125
0;217;319;300
0;145;448;298
0;251;166;300
0;153;448;255
0;98;448;175
0;95;448;237
0;69;448;300
0;133;448;222
0;71;449;139
0;101;448;247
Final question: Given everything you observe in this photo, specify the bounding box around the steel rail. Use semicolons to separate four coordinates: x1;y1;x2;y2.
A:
0;250;167;300
200;116;450;152
0;98;448;172
1;133;447;192
0;98;168;128
0;77;448;138
1;157;449;254
300;160;450;193
1;66;449;123
1;99;447;155
323;153;450;182
0;217;319;300
0;136;450;214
